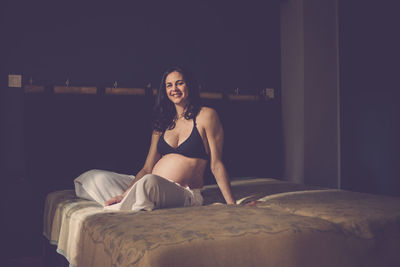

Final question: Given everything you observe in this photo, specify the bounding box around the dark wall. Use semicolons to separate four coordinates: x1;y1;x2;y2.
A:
3;0;281;91
339;1;400;196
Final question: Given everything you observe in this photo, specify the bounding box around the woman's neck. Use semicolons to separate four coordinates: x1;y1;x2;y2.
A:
174;104;187;119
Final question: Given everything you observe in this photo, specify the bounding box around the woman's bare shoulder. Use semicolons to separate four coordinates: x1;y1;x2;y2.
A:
150;130;162;142
152;130;163;136
197;107;220;126
198;106;218;118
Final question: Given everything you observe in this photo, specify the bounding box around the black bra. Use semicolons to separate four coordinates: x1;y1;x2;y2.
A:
157;117;209;160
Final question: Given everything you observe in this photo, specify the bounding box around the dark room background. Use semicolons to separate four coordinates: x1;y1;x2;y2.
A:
1;0;282;181
3;0;281;90
339;1;400;196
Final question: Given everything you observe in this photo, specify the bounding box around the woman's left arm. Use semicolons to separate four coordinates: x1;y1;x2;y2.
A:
203;108;236;205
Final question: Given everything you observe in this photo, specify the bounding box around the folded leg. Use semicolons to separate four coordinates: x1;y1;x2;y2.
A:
107;174;202;212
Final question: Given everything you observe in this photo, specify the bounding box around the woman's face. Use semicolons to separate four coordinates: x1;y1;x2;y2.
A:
165;71;189;106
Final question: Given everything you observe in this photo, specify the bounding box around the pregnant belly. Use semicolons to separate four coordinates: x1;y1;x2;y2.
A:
151;154;207;188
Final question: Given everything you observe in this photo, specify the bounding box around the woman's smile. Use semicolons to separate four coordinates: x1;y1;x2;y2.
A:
165;71;189;105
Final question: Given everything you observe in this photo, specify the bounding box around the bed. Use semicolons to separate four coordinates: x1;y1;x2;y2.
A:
43;178;400;267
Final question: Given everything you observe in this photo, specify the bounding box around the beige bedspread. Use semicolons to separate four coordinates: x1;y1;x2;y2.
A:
43;178;400;267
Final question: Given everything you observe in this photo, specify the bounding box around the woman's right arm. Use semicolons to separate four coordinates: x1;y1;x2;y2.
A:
126;131;162;192
104;131;162;206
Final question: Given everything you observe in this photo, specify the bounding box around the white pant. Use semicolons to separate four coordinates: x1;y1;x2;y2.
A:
74;169;203;212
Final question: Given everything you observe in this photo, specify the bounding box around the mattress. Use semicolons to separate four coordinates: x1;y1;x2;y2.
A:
43;178;400;267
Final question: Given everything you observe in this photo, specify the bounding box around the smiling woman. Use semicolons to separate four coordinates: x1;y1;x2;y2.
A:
74;66;236;212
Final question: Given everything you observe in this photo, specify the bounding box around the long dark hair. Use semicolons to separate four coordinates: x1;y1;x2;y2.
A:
153;66;201;132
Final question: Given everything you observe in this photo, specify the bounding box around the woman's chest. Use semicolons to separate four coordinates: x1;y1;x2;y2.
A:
164;120;197;147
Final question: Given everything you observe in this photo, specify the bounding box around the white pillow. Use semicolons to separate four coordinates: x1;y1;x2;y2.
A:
74;169;134;206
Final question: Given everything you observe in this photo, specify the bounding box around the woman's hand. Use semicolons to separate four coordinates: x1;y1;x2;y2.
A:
245;200;260;207
104;195;124;206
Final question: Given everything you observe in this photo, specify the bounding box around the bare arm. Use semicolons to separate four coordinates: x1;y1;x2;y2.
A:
203;108;236;204
105;131;162;205
124;131;162;195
